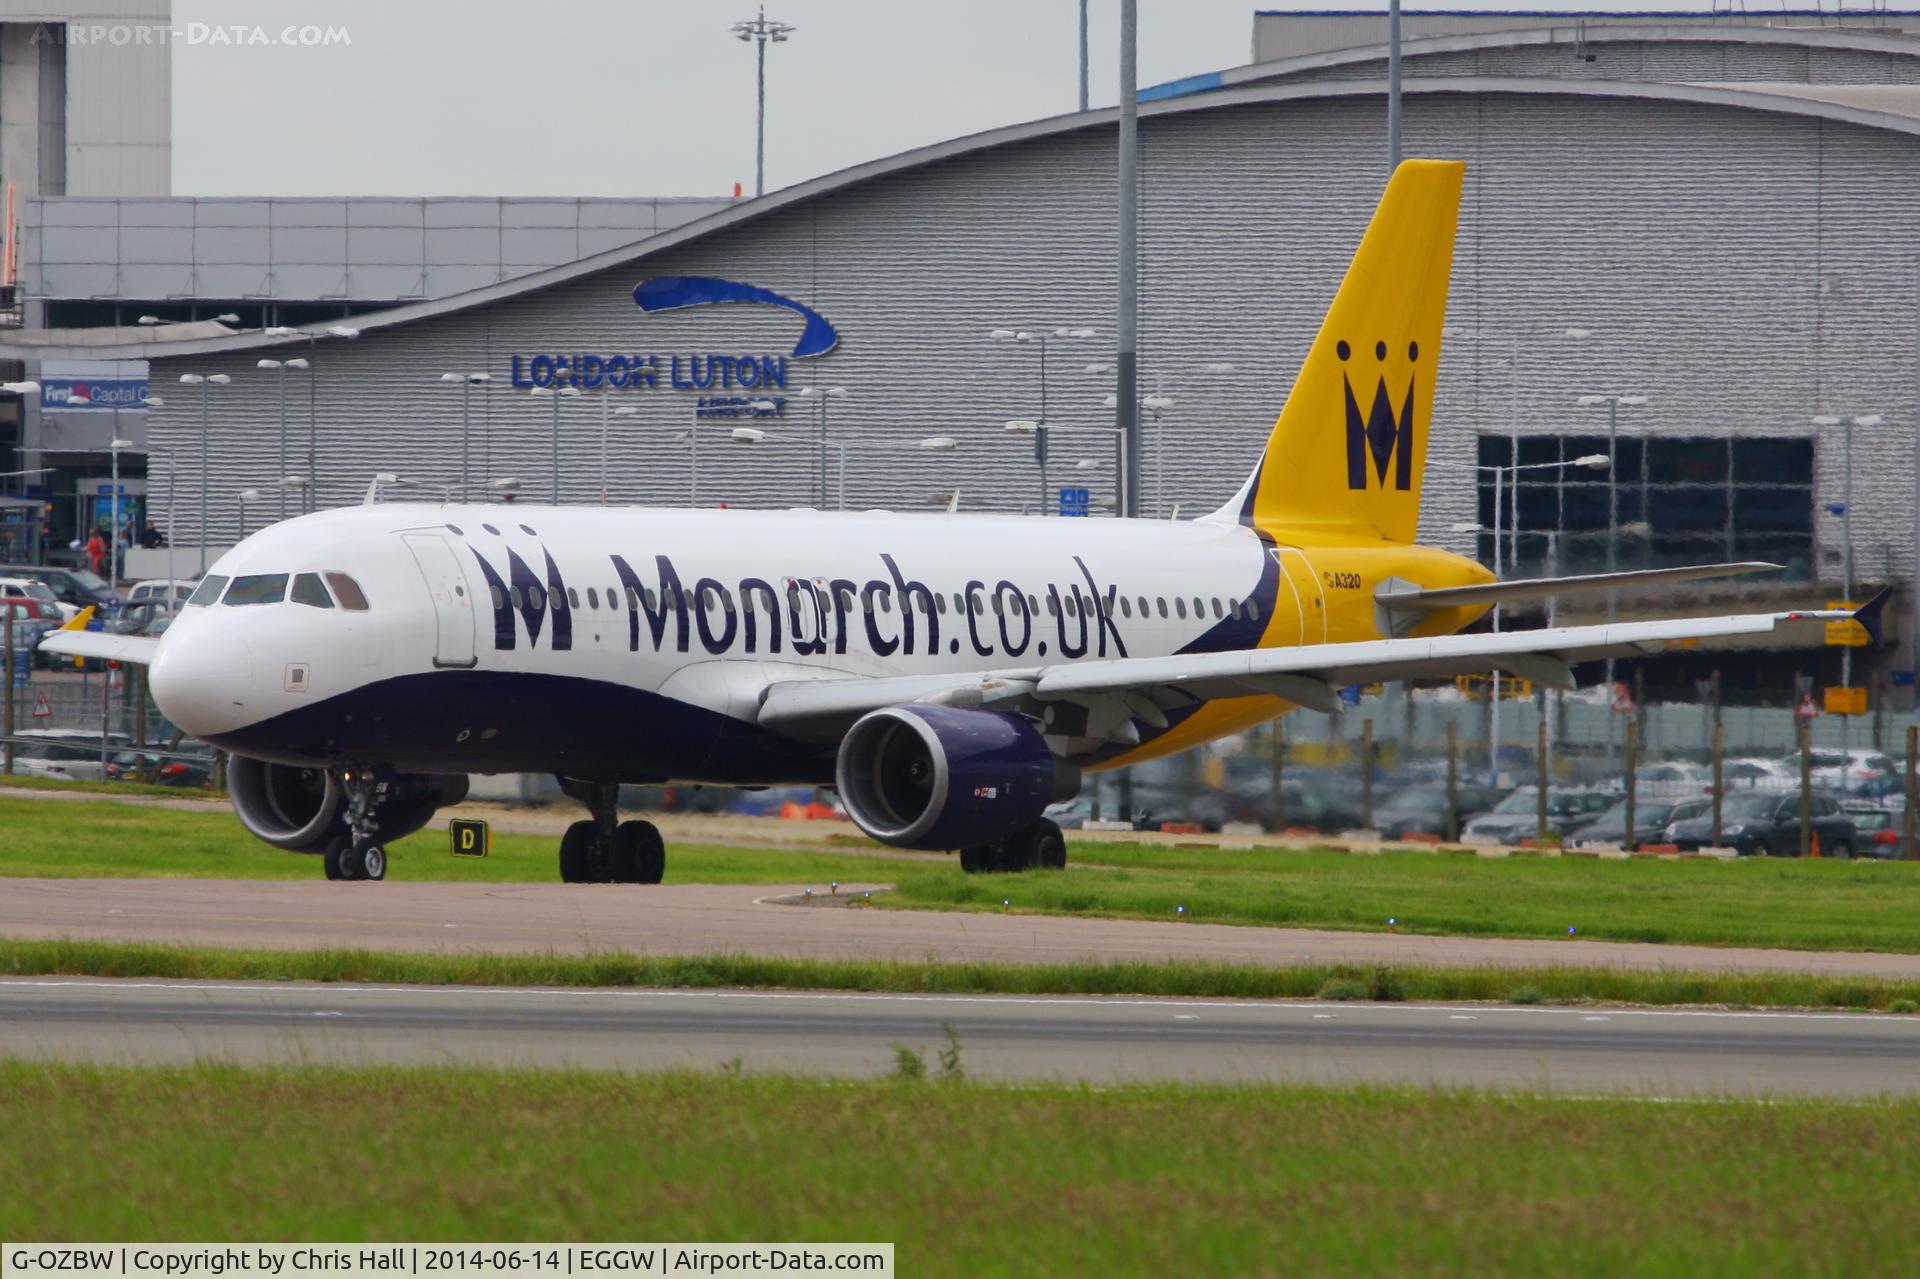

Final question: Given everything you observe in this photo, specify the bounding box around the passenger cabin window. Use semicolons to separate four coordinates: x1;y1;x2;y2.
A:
224;574;288;606
290;573;334;609
325;573;370;611
187;575;229;607
587;588;599;610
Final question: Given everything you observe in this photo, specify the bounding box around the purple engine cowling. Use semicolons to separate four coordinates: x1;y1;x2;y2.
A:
835;704;1079;851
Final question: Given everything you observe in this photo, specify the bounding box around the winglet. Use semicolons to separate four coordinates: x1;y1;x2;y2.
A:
1854;586;1893;648
60;605;96;632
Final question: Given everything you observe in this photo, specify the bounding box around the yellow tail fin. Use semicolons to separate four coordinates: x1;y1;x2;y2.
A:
1219;158;1464;545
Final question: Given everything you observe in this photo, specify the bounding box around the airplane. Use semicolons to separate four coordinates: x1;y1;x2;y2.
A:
40;158;1886;882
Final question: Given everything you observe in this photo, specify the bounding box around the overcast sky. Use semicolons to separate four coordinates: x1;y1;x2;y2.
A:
170;0;1898;197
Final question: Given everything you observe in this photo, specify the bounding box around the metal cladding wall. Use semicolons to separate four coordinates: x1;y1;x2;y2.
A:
149;85;1920;600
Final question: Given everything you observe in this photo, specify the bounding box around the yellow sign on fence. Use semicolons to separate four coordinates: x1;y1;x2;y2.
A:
1824;685;1868;716
1826;601;1869;647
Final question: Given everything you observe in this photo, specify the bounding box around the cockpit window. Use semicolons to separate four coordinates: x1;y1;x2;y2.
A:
187;575;229;607
224;574;288;606
290;573;334;609
325;573;370;611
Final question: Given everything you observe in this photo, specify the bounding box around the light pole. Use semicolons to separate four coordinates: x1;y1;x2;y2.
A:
794;385;848;508
732;425;952;511
1449;455;1608;779
1576;391;1648;768
142;401;175;591
178;373;231;573
993;327;1094;514
107;436;133;583
235;488;262;541
438;371;491;501
1816;412;1879;763
259;357;309;519
529;385;581;504
732;7;795;198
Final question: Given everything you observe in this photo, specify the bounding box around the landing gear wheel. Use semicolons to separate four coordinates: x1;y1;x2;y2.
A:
322;834;352;881
959;844;997;875
1036;819;1067;870
997;818;1065;872
560;820;600;883
359;844;388;881
610;820;665;884
334;841;366;881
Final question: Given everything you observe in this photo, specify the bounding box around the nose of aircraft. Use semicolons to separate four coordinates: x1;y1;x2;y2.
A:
149;625;256;739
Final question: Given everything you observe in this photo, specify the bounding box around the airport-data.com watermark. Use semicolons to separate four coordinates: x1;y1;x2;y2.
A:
31;22;351;48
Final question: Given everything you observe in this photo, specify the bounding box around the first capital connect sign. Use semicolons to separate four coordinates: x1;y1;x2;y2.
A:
509;276;839;394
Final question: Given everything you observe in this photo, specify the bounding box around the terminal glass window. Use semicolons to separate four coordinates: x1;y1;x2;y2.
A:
1476;435;1814;581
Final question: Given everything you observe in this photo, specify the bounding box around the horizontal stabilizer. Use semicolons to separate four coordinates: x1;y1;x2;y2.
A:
1376;562;1780;612
37;630;159;666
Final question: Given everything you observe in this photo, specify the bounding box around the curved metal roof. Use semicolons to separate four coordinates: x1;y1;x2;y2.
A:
1199;19;1920;96
18;69;1920;364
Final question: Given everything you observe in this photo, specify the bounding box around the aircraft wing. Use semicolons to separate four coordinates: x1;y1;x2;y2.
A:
36;630;160;666
755;597;1880;733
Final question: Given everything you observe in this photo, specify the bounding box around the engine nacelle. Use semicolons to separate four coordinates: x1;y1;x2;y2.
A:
228;754;469;851
835;705;1078;851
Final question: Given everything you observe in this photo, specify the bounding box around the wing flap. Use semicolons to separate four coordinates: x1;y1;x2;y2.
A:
754;606;1848;730
1375;562;1780;612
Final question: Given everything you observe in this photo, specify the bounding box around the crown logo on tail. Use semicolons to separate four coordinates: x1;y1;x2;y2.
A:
1339;339;1418;492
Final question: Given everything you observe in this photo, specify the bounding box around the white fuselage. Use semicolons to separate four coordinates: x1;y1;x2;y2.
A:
149;502;1286;782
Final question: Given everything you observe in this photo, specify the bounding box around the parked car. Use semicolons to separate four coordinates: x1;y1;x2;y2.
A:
1842;806;1908;860
107;598;176;637
1565;796;1693;850
1461;788;1612;845
1371;782;1501;839
105;748;214;788
1667;791;1857;856
127;579;195;609
1723;757;1798;792
0;565;120;615
8;729;137;782
1;596;61;665
0;576;77;623
1782;749;1899;797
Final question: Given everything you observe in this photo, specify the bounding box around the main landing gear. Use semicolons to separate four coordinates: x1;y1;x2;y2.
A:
324;769;389;882
958;818;1066;875
557;777;665;884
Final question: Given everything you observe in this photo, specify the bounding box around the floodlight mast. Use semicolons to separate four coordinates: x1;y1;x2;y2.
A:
732;6;796;198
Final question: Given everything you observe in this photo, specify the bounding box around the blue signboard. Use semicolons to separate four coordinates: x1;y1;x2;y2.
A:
9;645;27;688
1058;486;1091;518
41;377;147;411
1338;684;1363;708
1895;670;1917;688
509;276;839;394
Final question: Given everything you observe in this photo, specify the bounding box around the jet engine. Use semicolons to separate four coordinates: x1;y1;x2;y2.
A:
834;704;1078;851
227;754;469;852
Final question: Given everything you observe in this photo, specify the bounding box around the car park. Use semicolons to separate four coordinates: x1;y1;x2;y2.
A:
1461;788;1611;845
8;729;137;782
105;748;214;789
1667;791;1856;856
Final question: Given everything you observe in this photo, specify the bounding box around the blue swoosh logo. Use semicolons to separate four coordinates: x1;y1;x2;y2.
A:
632;276;839;359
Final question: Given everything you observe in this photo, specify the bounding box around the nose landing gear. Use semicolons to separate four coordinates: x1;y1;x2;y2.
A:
323;770;389;881
557;777;665;884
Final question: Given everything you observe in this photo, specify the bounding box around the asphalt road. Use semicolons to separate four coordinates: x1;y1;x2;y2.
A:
9;877;1920;979
4;977;1918;1095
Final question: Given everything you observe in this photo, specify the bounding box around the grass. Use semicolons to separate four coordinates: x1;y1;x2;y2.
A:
8;938;1920;1011
0;771;223;800
889;841;1920;953
16;792;1920;955
0;795;905;883
1;1061;1917;1276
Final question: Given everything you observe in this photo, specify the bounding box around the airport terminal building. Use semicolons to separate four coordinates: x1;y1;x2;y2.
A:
5;6;1920;700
